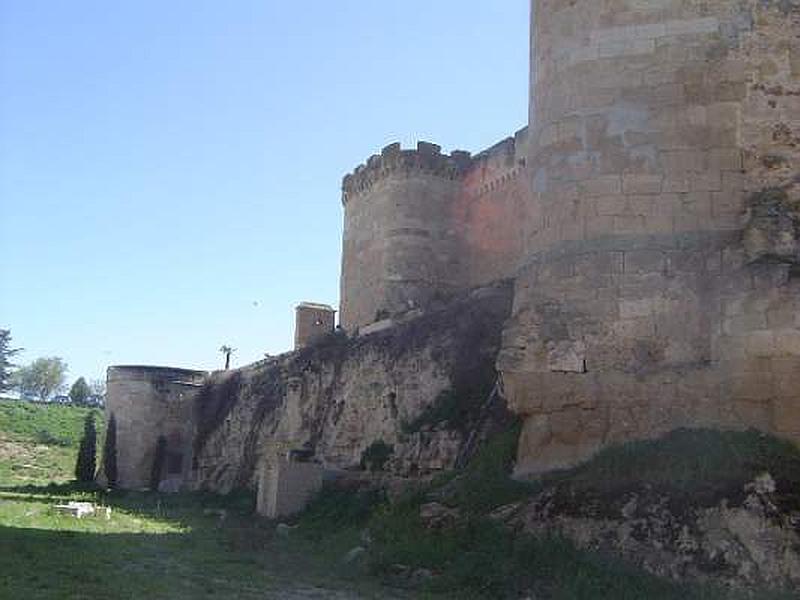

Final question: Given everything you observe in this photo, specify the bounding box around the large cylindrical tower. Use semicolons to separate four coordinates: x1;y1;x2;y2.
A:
501;0;800;476
340;142;472;331
528;0;764;246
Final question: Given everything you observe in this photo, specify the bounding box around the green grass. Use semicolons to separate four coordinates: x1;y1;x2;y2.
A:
541;428;800;509
0;486;403;600
3;398;798;599
0;398;102;447
0;399;399;599
294;426;800;599
0;399;104;487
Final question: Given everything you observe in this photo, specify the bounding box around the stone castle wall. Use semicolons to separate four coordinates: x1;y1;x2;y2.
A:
106;366;207;490
192;282;513;493
340;143;472;330
500;0;800;476
459;129;531;289
107;0;799;489
340;132;531;331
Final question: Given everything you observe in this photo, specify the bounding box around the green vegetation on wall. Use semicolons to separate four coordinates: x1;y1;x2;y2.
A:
360;440;394;472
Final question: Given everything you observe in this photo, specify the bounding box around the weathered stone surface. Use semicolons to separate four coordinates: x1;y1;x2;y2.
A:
190;283;513;493
504;0;800;476
340;134;529;332
513;474;800;590
105;366;207;490
108;0;800;491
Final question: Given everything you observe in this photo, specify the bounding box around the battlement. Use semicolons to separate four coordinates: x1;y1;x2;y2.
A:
464;127;529;197
107;365;208;386
470;127;529;169
342;142;472;204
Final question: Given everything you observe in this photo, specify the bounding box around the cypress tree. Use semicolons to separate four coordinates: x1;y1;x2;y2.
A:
103;414;118;488
75;412;97;483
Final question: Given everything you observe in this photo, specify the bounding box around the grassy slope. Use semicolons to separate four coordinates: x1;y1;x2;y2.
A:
3;399;798;599
0;399;103;486
295;427;800;600
0;399;398;600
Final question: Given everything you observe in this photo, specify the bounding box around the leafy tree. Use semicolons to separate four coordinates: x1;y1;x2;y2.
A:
103;414;118;488
75;412;97;483
90;378;106;403
149;435;167;491
69;377;92;406
0;329;22;394
15;357;68;401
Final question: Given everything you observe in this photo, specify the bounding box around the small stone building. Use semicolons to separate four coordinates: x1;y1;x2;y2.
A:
257;455;323;519
294;302;336;349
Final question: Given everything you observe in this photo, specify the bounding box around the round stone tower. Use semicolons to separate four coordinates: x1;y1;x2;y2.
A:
500;0;800;476
527;0;762;246
340;142;472;331
105;366;207;490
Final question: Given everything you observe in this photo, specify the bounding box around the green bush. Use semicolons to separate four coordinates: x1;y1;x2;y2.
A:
297;486;385;539
74;412;98;483
360;440;393;472
544;428;800;505
446;421;532;514
288;426;800;599
401;389;484;435
103;414;118;488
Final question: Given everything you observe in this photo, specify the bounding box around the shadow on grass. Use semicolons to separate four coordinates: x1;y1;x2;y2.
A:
0;481;257;523
0;523;271;600
0;482;403;600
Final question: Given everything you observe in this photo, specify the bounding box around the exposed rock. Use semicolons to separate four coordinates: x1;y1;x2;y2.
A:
513;473;800;590
744;189;800;264
410;568;434;585
342;546;366;565
419;502;461;529
157;477;182;494
192;282;514;493
487;502;523;523
275;523;295;538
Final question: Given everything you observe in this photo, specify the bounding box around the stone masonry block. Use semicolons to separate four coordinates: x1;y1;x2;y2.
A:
581;176;622;197
745;331;776;357
624;249;665;274
660;150;706;174
623;174;663;195
690;171;722;192
773;398;800;435
709;148;743;172
775;330;800;356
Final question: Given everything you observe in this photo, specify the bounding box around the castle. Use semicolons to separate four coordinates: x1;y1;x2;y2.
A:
107;0;799;492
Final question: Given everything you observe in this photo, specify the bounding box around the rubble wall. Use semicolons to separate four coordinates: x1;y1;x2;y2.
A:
192;282;513;493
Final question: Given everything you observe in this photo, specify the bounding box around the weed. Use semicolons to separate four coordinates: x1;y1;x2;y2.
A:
360;440;394;472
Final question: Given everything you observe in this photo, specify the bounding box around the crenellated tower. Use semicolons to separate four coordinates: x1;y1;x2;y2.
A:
340;142;472;330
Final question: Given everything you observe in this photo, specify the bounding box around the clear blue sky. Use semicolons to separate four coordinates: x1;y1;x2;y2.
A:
0;1;528;384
